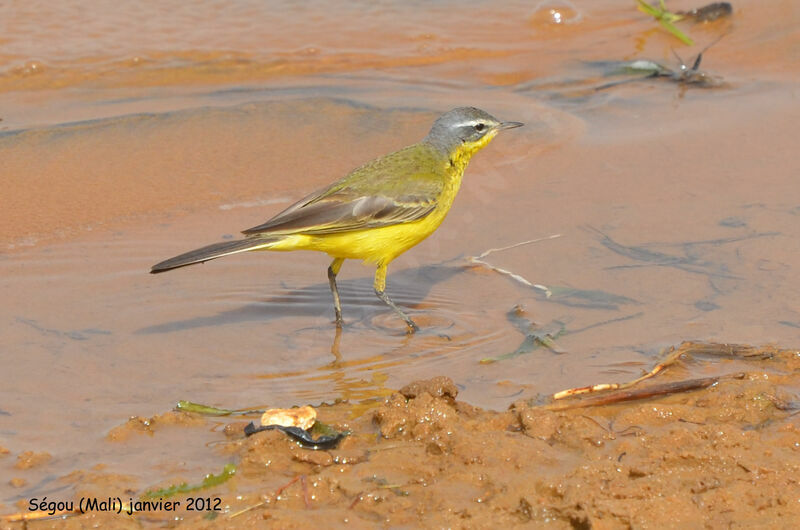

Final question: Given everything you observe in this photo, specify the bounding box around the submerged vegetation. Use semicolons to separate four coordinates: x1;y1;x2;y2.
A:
636;1;732;45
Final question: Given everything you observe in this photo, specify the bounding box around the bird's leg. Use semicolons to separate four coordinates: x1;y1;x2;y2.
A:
373;264;419;333
327;258;345;327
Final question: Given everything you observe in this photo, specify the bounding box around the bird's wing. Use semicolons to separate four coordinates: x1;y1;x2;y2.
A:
242;145;445;236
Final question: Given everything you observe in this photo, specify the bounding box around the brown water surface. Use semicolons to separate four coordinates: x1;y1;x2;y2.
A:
1;0;799;519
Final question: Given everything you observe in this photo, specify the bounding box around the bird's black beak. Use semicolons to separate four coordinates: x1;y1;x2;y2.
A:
497;121;524;130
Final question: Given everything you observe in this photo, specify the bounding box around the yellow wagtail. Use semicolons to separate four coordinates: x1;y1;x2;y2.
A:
151;107;523;332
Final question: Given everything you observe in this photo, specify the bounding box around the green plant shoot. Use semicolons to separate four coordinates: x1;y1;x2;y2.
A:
636;0;694;45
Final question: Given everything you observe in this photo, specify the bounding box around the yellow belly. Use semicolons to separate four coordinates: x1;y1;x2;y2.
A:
263;207;446;266
261;173;460;266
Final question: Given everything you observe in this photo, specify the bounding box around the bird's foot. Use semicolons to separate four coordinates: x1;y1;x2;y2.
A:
405;318;420;334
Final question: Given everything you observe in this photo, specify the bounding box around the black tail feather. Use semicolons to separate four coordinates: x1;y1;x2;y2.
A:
150;238;276;273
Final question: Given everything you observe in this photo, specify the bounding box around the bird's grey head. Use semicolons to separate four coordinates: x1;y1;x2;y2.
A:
424;107;523;153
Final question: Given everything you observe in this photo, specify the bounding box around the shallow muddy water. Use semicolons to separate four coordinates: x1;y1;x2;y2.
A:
1;0;799;519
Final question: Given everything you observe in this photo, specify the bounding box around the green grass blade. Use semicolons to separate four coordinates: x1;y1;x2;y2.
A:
660;19;694;45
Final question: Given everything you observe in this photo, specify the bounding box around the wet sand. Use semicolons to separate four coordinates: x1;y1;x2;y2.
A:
5;349;800;527
2;0;800;525
62;350;800;527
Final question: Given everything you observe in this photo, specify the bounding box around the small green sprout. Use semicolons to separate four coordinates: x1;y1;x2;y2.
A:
636;0;694;45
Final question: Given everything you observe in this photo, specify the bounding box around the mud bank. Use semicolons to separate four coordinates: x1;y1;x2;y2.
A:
5;343;798;528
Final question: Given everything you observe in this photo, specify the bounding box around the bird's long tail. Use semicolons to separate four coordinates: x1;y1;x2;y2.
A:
150;237;279;273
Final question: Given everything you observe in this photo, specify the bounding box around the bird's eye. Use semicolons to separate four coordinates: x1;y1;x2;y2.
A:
474;123;486;132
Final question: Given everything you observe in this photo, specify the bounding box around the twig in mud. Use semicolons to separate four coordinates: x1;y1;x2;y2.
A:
580;415;643;438
2;508;79;523
274;475;301;498
551;343;687;400
368;443;406;452
229;475;304;519
1;503;137;523
229;501;263;519
467;234;562;296
349;492;364;510
547;374;743;410
550;341;794;403
300;475;311;509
